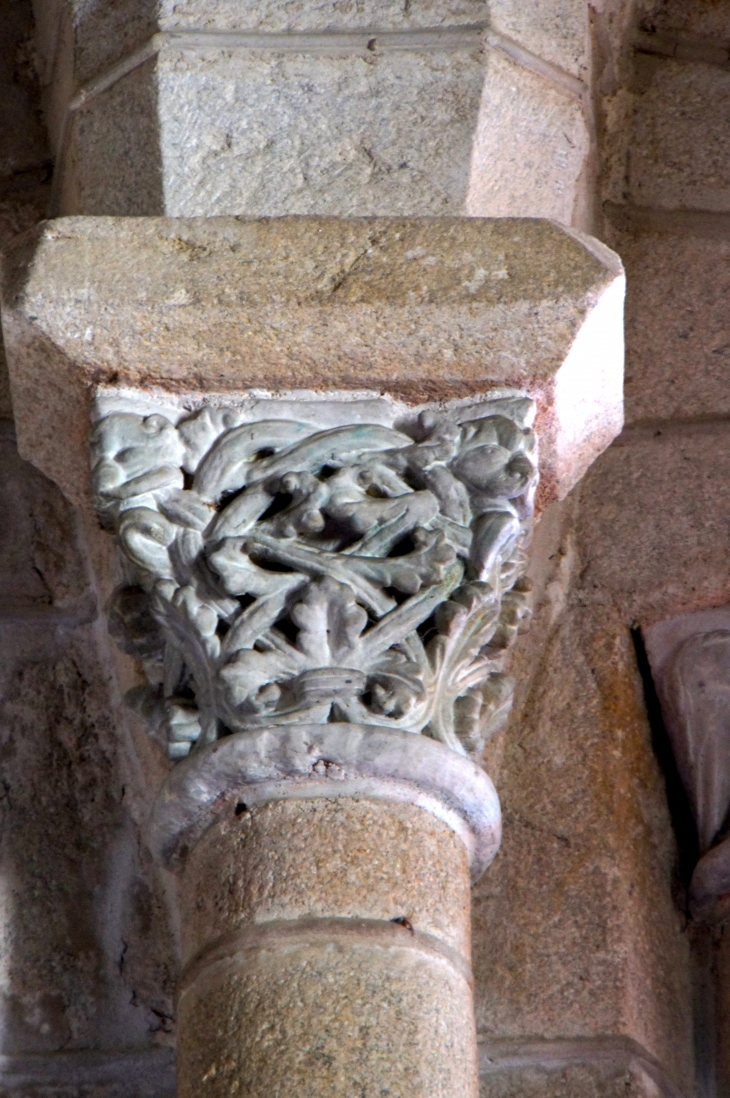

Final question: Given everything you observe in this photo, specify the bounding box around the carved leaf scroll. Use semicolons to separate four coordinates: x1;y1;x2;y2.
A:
91;394;537;760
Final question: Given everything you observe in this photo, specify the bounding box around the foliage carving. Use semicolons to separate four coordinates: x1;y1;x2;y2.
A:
92;395;537;760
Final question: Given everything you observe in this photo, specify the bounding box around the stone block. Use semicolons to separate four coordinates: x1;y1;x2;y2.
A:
181;798;471;963
642;0;730;41
472;603;694;1093
158;0;487;34
61;43;484;218
70;0;159;88
487;0;590;79
466;50;590;225
0;433;88;609
480;1059;667;1098
55;0;489;91
0;436;178;1057
0;215;624;512
617;229;730;424
0;1047;175;1098
576;427;730;625
63;57;164;217
629;58;730;212
178;937;477;1098
0;618;178;1053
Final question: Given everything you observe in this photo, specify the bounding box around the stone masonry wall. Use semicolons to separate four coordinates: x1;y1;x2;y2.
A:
476;2;730;1096
0;5;178;1093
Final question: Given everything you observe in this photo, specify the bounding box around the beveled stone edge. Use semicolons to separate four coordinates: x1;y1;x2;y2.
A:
148;723;501;880
1;215;624;515
479;1036;688;1098
178;916;474;1000
0;1048;175;1096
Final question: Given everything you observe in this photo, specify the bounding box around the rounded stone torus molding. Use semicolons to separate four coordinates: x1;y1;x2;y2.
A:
150;723;497;1098
149;721;502;878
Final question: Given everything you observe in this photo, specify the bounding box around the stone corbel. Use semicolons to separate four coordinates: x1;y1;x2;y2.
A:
1;215;624;1098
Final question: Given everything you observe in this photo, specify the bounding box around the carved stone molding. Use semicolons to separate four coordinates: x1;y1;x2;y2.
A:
91;390;536;763
149;721;502;877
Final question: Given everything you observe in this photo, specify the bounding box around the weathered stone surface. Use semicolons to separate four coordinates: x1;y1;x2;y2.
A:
0;0;51;420
467;51;590;226
0;431;87;608
0;1047;175;1098
178;939;477;1098
487;0;590;79
0;215;625;512
182;798;471;962
480;1059;666;1098
616;229;730;424
0;431;178;1063
629;58;730;212
473;603;694;1094
576;427;730;625
0;621;175;1048
163;0;485;31
63;58;163;217
0;0;48;179
642;0;730;40
63;45;485;219
48;0;489;92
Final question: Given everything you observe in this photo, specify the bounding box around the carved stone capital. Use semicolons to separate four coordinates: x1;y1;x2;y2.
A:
92;390;536;769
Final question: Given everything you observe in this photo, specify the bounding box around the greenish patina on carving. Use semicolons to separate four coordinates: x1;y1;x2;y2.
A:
92;394;536;760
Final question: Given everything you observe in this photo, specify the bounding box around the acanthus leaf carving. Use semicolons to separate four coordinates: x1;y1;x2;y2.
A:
92;393;538;761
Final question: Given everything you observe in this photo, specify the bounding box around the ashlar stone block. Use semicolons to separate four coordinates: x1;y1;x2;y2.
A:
486;0;590;79
466;51;591;226
480;1060;670;1098
158;0;488;35
576;427;730;625
40;0;490;218
473;604;694;1094
617;229;730;424
45;0;489;91
641;0;730;42
63;46;485;218
629;58;730;213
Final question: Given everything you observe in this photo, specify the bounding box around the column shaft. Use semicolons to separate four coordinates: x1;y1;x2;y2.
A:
177;797;477;1098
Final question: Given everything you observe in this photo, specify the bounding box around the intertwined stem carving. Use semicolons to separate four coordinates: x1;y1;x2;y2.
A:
92;394;537;760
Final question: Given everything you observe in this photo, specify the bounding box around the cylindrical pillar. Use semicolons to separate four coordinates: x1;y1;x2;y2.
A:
149;723;501;1098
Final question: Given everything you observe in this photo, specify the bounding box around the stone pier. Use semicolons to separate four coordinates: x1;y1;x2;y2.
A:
1;213;624;1096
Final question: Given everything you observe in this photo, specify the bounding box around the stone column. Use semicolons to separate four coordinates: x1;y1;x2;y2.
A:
91;380;529;1098
0;213;625;1097
154;725;498;1098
